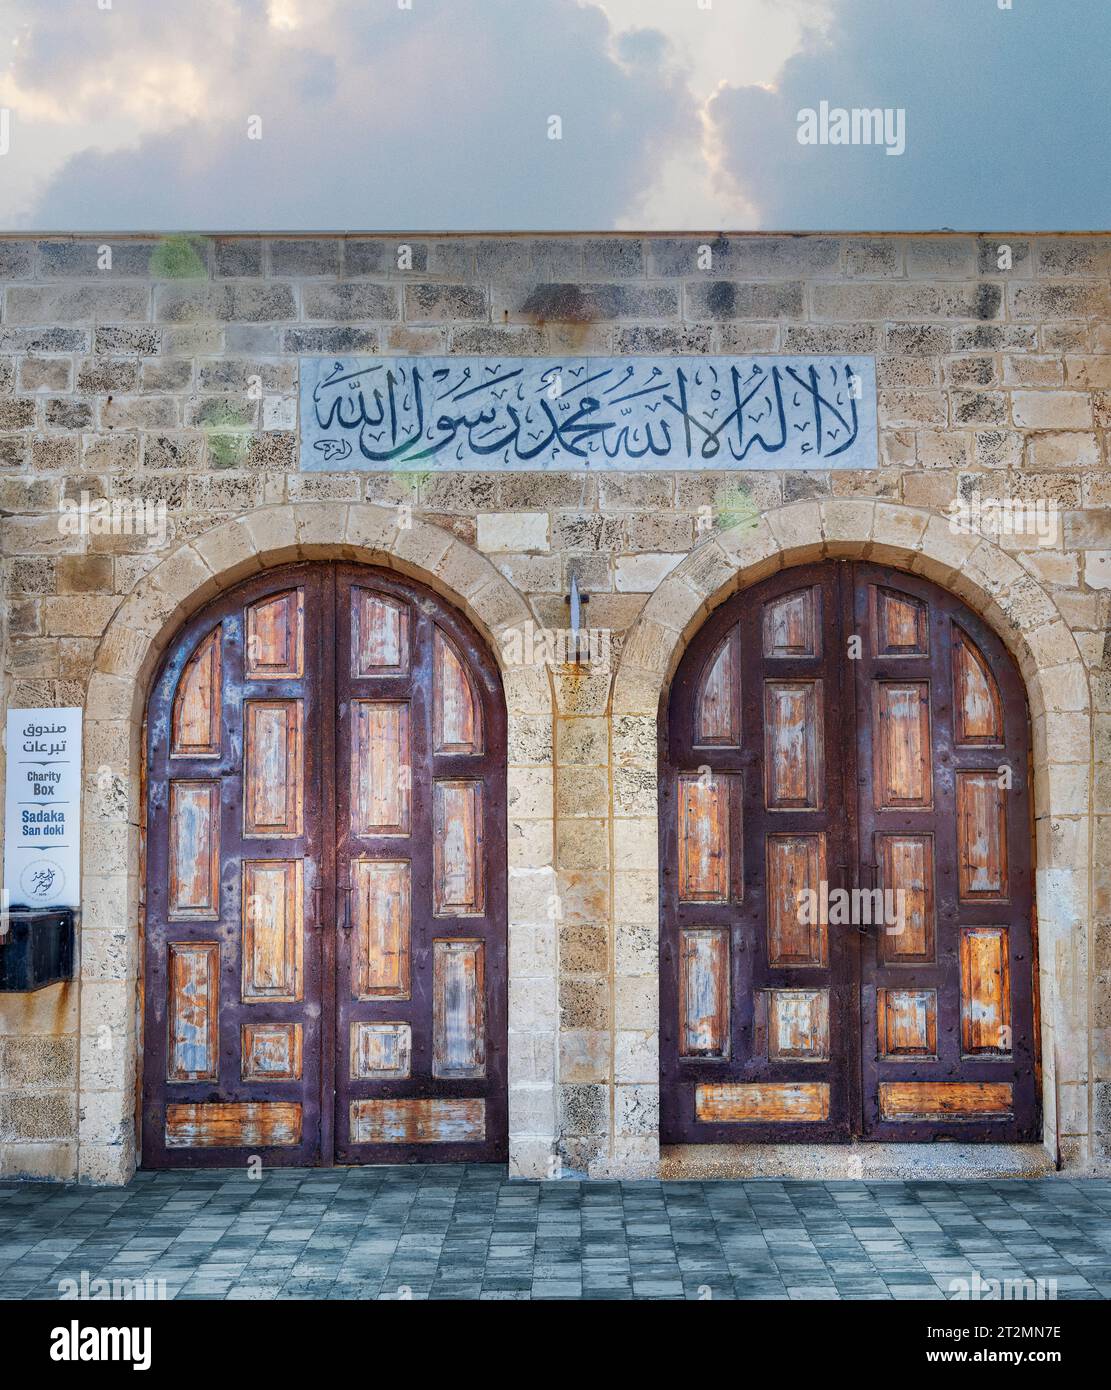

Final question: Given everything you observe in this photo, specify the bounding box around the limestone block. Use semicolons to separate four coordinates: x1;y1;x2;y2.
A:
613;817;657;872
507;766;554;820
507;865;558;928
507;1030;556;1086
509;816;553;868
559;1031;611;1083
615;1083;659;1137
77;1142;135;1186
615;919;657;977
615;975;657;1031
1012;391;1093;430
556;819;609;871
615;1030;658;1084
509;1082;557;1135
615;553;684;592
555;716;608;767
194;520;264;587
477;511;549;553
508;921;557;977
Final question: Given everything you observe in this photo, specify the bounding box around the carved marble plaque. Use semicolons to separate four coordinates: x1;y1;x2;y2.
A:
300;355;877;471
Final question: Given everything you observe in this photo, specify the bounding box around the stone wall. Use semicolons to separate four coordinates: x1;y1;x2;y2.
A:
0;232;1107;1182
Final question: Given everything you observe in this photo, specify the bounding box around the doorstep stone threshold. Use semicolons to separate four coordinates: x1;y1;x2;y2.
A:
660;1142;1058;1181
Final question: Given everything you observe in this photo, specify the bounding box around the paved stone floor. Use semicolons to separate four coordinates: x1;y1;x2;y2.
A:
1;1167;1110;1300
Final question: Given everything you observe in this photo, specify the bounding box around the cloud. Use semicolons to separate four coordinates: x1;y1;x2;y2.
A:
3;0;697;230
1;0;1104;230
707;0;1111;230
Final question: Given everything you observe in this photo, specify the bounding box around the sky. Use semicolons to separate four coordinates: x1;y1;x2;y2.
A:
0;0;1106;231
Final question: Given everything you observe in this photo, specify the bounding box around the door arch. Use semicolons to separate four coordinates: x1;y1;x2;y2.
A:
142;561;507;1166
660;559;1039;1145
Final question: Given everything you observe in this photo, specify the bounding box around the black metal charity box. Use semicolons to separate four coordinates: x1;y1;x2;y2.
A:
0;905;76;992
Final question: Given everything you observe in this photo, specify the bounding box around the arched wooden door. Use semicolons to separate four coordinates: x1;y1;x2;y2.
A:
660;560;1039;1145
142;562;507;1167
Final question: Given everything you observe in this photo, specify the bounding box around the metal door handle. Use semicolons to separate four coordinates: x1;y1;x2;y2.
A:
339;885;352;934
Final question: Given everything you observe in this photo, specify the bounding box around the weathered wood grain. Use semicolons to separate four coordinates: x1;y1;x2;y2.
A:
432;938;486;1078
243;699;304;837
349;1098;486;1143
241;858;303;1002
433;780;484;915
961;926;1011;1054
165;1101;302;1147
168;780;220;919
246;588;304;680
679;927;730;1058
350;700;410;836
167;941;219;1082
696;1083;831;1123
957;771;1008;899
352;858;411;1000
171;627;222;756
878;1081;1013;1120
241;1022;303;1081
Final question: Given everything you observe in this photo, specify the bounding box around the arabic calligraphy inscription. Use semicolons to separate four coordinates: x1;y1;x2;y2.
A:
299;355;877;471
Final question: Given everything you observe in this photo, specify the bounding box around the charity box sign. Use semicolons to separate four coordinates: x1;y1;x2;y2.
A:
4;709;82;911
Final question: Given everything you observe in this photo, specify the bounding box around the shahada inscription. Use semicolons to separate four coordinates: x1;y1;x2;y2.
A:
299;355;877;471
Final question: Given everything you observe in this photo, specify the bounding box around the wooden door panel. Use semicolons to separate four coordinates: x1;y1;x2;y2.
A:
246;589;304;680
351;1021;412;1079
167;942;220;1082
434;630;482;754
165;1101;303;1148
241;1023;303;1081
351;588;410;676
696;631;743;744
960;926;1011;1054
764;681;824;809
242;700;304;837
872;586;929;657
351;858;411;1000
661;562;852;1144
877;833;935;962
333;564;507;1164
144;564;327;1167
171;629;221;757
350;701;410;836
661;559;1039;1146
877;988;937;1058
432;938;486;1079
677;773;739;903
762;586;820;658
432;781;485;915
168;781;220;919
956;772;1009;899
765;989;830;1060
349;1097;486;1144
953;630;1002;744
696;1082;831;1123
854;561;1038;1142
766;833;828;966
872;681;932;809
144;561;507;1168
240;859;303;1003
679;927;730;1058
